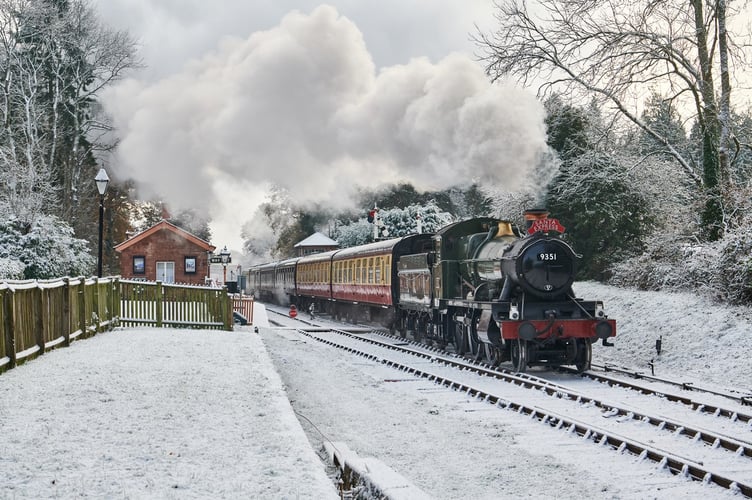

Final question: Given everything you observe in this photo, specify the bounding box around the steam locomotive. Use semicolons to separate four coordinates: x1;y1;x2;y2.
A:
248;210;615;372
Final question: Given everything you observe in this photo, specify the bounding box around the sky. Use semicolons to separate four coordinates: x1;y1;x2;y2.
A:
90;1;550;254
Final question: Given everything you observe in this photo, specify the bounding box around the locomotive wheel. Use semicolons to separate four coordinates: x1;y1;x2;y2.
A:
574;339;592;373
399;323;407;339
413;319;423;342
468;327;481;358
454;324;467;355
511;339;529;373
483;344;501;367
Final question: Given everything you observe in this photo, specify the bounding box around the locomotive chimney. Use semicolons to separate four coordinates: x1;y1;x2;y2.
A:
524;209;549;230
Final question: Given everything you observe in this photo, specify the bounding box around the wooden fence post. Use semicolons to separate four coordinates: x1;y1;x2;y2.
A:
112;277;121;327
156;281;163;328
78;278;86;338
93;277;101;334
62;278;71;346
34;285;45;354
222;287;232;331
3;289;16;369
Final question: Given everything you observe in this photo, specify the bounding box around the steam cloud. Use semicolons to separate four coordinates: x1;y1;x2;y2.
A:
102;5;548;244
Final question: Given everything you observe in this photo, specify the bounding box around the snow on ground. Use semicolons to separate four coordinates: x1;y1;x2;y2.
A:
0;305;337;499
0;283;750;499
574;282;752;390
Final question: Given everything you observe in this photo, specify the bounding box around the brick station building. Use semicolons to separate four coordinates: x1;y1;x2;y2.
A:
114;220;215;284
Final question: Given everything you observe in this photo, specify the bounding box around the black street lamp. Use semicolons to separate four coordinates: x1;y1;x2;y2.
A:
219;246;231;283
95;168;110;277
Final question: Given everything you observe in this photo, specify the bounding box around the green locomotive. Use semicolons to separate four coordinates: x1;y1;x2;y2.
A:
395;212;615;372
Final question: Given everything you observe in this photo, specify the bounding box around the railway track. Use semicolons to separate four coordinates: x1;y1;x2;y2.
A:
281;321;752;497
585;362;752;408
268;307;751;426
360;327;752;428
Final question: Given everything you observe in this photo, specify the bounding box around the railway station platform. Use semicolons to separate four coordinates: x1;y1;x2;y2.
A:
0;304;338;499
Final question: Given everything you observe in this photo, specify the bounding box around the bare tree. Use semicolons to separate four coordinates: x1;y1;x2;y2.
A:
0;0;54;228
0;0;139;234
476;0;750;240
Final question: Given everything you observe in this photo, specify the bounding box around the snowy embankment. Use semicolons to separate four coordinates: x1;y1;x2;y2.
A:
575;281;752;390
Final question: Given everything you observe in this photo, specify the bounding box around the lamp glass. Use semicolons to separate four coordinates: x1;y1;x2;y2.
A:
95;168;110;195
219;246;230;263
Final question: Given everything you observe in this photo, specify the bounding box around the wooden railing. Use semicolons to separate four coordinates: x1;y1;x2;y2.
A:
1;277;118;373
1;277;236;375
231;294;254;324
119;279;233;330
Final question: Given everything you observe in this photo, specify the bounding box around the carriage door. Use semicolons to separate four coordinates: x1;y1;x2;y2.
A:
157;261;175;283
433;236;442;306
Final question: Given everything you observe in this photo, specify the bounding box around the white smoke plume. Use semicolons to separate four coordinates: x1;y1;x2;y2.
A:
101;5;549;247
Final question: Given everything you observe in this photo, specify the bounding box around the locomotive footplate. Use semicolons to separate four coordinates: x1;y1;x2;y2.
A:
498;318;616;341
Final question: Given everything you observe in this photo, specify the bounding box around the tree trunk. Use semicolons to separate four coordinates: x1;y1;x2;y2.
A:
692;0;724;240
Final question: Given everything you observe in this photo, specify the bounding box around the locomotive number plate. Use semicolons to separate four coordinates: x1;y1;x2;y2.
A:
538;253;558;261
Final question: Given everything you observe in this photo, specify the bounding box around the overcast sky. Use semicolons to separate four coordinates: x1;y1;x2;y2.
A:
91;1;549;253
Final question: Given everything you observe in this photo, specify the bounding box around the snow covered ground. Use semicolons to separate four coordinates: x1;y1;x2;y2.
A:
574;281;751;391
0;312;337;499
0;282;749;499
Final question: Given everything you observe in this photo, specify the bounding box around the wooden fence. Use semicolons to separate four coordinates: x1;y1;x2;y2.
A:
1;277;118;373
1;277;239;375
231;294;254;324
119;279;233;330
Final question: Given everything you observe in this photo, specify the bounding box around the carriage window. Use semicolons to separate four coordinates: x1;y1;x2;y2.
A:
375;257;382;284
368;257;374;284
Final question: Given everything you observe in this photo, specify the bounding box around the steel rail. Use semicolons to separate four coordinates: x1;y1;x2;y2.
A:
587;362;752;408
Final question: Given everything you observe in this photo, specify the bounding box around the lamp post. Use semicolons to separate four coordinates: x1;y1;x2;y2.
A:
219;246;231;283
206;250;214;284
95;168;110;277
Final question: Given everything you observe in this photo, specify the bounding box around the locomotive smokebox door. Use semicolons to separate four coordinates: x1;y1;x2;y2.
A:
502;236;577;299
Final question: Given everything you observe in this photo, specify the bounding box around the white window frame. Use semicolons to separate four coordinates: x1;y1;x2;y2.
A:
156;261;175;283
